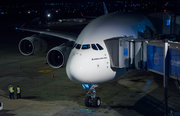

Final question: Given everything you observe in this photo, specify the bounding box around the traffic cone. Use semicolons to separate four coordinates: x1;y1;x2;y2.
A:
45;58;48;64
18;65;21;69
51;73;54;78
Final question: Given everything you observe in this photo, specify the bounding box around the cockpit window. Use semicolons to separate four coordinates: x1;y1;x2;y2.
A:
91;44;98;50
82;44;90;49
75;44;81;49
96;44;103;50
73;43;77;49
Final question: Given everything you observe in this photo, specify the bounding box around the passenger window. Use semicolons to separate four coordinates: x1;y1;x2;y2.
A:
91;44;98;50
75;44;81;49
96;44;103;50
82;44;90;49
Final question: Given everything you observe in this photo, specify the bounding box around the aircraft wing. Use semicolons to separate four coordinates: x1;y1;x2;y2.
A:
17;27;78;41
80;12;97;19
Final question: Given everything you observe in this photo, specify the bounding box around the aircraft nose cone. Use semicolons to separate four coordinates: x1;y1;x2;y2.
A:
66;51;115;84
66;53;87;83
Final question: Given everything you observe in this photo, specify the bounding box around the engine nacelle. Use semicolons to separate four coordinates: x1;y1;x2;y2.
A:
46;41;74;68
18;36;47;56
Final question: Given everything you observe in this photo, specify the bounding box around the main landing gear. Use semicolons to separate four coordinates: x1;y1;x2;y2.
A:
82;84;101;107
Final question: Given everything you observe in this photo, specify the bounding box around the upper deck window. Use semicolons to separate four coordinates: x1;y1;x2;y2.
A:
82;44;90;49
96;44;103;50
91;44;98;50
75;44;81;49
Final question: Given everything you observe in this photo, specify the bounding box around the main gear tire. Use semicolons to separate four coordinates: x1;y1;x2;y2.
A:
85;96;92;107
93;97;101;107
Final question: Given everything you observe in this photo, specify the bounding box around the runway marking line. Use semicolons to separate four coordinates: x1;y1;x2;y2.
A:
38;70;52;73
73;108;94;113
101;82;137;103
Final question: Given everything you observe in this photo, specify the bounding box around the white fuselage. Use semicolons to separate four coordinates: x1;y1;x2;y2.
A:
66;12;155;84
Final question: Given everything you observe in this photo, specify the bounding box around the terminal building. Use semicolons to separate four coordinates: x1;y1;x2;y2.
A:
147;11;180;41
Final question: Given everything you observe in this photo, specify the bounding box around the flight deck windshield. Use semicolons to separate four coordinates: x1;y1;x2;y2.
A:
91;44;98;50
96;44;103;50
75;44;81;49
75;43;104;50
82;44;90;49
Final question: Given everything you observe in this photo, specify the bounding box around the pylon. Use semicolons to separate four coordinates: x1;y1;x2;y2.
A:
51;73;54;78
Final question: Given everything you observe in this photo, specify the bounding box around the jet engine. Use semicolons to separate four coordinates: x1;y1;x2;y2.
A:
19;35;47;56
46;41;74;68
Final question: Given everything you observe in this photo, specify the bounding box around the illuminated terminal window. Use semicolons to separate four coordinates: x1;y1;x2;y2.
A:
124;48;128;56
167;19;170;25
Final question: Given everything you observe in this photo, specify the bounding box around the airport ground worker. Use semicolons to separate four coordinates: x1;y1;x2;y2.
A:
16;85;21;99
8;84;11;99
9;85;15;99
0;102;3;110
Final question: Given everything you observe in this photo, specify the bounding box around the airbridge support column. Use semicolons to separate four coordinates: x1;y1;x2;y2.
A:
134;40;147;70
164;39;169;116
129;41;134;68
134;41;142;69
142;41;148;69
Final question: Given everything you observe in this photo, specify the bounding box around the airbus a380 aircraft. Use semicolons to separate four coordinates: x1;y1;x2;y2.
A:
17;12;155;107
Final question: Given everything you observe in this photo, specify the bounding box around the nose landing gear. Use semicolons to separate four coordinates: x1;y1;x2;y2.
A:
82;84;101;107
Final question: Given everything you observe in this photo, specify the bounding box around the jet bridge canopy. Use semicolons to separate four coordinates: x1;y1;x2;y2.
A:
104;37;145;69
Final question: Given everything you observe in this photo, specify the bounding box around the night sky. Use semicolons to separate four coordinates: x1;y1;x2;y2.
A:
0;0;172;4
0;0;111;4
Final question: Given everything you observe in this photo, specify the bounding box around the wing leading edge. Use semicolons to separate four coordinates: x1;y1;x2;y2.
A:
17;28;78;41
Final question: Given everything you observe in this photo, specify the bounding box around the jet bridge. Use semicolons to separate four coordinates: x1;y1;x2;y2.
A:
146;40;180;115
105;38;180;115
104;37;147;70
146;40;180;79
104;37;180;83
146;40;180;93
81;38;178;110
